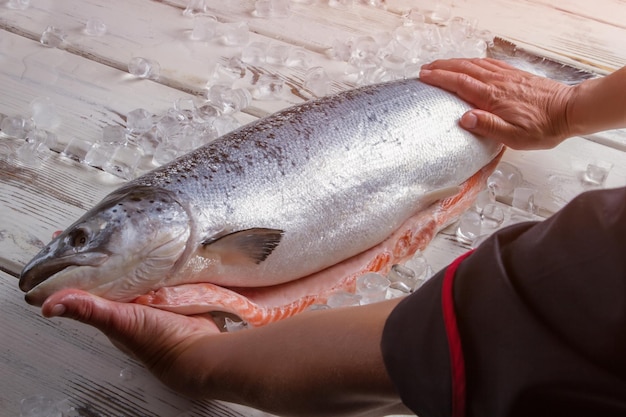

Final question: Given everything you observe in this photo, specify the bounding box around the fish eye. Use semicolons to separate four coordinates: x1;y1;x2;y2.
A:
70;228;89;248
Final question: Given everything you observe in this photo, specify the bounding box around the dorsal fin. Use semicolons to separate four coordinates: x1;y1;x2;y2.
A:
201;228;284;265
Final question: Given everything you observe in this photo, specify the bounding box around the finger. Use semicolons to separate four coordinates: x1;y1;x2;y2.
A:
459;110;522;148
420;68;490;107
422;58;496;80
42;289;219;342
42;289;137;335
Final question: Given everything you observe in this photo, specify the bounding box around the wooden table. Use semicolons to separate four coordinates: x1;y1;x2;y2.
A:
1;1;625;415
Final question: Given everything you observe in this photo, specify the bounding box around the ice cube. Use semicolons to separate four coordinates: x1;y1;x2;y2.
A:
253;0;272;18
241;41;267;65
329;38;352;62
430;1;452;24
105;142;143;180
447;16;474;44
136;128;163;156
156;109;187;137
119;367;134;381
84;141;115;168
40;26;66;48
382;54;406;75
102;125;127;144
350;36;379;65
326;291;361;308
1;115;29;138
329;0;354;8
183;0;207;16
387;264;416;294
61;138;92;162
219;22;249;46
512;187;537;214
216;57;247;80
25;128;51;146
304;67;332;97
191;124;219;148
402;8;426;27
356;272;390;305
211;115;240;136
266;43;290;66
126;108;154;133
224;317;249;332
406;259;431;289
481;203;505;229
473;188;496;213
306;304;331;312
251;74;284;100
174;97;196;119
207;85;251;114
582;160;612;186
271;0;291;18
84;17;107;36
460;38;488;58
128;57;160;80
0;138;16;161
456;209;481;244
285;47;311;69
7;0;30;10
487;161;523;197
394;26;419;49
190;15;218;41
153;141;180;166
16;140;44;168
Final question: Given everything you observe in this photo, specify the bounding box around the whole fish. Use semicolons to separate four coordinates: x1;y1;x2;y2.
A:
19;79;502;324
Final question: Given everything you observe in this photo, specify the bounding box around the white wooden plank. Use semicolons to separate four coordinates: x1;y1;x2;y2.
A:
0;30;254;150
0;0;363;113
0;271;275;416
3;0;624;116
386;0;626;73
161;0;626;73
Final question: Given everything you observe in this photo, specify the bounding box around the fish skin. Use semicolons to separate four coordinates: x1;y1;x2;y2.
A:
135;153;503;327
20;78;502;308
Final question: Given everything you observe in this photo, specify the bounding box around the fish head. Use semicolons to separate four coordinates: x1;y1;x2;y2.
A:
19;186;191;306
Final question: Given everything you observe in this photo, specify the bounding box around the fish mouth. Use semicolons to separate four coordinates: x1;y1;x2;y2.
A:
19;252;110;295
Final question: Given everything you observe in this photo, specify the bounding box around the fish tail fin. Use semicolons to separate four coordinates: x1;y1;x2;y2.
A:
487;37;599;84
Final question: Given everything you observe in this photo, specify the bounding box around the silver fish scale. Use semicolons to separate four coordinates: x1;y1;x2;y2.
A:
132;79;501;287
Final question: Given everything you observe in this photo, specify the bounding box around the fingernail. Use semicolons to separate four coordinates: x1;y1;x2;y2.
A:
461;112;478;129
48;304;66;318
419;69;431;78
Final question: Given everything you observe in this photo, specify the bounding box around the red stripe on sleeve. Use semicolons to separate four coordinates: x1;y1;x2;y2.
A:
442;250;474;417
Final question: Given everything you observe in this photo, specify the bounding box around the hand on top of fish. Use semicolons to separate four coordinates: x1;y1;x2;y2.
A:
30;59;626;416
420;58;626;149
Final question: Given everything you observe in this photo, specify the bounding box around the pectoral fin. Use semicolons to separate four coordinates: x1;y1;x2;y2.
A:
421;186;460;206
202;228;284;265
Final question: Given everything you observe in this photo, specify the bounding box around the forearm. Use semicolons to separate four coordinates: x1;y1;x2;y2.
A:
567;66;626;137
185;298;408;417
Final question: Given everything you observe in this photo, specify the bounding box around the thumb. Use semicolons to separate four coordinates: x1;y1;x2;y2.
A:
41;289;140;339
460;110;517;147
